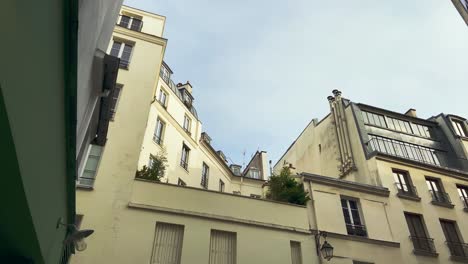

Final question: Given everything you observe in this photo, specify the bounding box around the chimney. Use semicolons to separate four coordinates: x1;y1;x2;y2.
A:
201;132;212;144
405;108;417;118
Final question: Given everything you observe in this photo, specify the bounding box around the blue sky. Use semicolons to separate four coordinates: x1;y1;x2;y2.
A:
125;0;468;167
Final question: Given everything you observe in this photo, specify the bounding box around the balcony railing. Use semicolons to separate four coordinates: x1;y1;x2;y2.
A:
429;190;452;205
395;182;419;197
180;160;189;171
459;196;468;210
410;236;437;254
153;135;163;145
346;224;367;237
367;136;441;166
446;241;468;258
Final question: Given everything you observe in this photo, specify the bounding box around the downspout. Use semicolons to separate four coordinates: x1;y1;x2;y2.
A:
305;178;323;264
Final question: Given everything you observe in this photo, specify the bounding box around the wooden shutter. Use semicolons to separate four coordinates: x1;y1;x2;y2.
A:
152;223;184;264
290;241;303;264
209;230;236;264
405;213;430;251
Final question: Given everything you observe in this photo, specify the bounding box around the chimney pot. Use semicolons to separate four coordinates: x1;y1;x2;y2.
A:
405;108;417;118
332;89;342;96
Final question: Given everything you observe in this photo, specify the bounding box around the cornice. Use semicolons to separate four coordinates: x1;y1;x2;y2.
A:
114;26;167;46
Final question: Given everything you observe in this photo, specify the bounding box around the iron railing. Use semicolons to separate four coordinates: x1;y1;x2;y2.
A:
59;241;74;264
446;241;468;258
429;190;452;204
460;196;468;209
367;136;441;166
153;134;163;145
180;160;189;171
346;224;367;237
395;182;418;197
409;236;437;253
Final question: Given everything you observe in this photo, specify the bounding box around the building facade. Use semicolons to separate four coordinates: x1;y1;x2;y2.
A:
451;0;468;25
275;90;468;263
73;6;317;264
1;0;122;263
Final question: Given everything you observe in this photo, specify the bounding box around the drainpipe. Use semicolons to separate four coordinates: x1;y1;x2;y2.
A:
306;178;324;264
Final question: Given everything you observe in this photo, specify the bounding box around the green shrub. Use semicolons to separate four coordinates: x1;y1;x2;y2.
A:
135;150;167;182
266;167;310;205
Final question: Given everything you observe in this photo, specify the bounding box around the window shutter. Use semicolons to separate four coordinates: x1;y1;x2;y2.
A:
209;230;236;264
290;241;303;264
152;223;184;264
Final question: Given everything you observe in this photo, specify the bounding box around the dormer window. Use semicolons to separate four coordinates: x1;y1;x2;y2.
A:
179;88;193;108
247;168;260;179
452;119;467;137
118;14;143;32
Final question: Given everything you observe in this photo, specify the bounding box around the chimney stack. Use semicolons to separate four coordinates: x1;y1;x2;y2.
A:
405;108;417;118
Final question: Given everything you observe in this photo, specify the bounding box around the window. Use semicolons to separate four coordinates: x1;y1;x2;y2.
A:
201;163;209;189
367;135;441;166
78;144;103;187
440;220;467;258
118;15;142;31
160;66;170;83
452;120;467;137
158;89;168;108
392;170;417;198
426;178;452;205
361;111;387;128
110;41;133;69
109;84;123;120
151;223;184;264
411;123;432;138
404;213;436;254
183;115;191;134
247;168;260;179
153;118;165;145
457;185;468;209
219;180;225;192
209;230;236;264
341;198;367;237
250;194;261;199
178;178;186;186
290;241;303;264
387;117;413;134
180;144;190;170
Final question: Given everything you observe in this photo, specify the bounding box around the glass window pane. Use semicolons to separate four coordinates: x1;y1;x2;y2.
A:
110;42;121;57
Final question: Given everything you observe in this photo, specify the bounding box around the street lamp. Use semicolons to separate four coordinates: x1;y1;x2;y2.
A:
315;231;334;261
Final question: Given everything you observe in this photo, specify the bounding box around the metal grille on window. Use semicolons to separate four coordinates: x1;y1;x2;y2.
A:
119;15;131;28
110;42;122;57
290;241;303;264
209;230;236;264
79;145;103;187
151;223;184;264
341;198;367;237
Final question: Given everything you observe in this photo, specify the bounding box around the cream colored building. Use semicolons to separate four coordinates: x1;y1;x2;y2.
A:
73;5;316;264
275;90;468;264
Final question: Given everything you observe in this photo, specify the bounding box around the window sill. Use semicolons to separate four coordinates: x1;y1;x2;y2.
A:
450;255;468;263
179;165;189;173
431;201;454;209
397;193;421;202
413;249;438;257
76;184;94;190
118;65;129;70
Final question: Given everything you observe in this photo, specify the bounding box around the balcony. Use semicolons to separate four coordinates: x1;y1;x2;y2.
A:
429;190;454;208
395;183;420;201
367;136;441;166
180;160;188;171
446;241;468;261
346;223;367;237
409;236;437;256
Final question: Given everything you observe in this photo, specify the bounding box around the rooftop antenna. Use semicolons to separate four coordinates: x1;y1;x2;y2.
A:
242;149;246;167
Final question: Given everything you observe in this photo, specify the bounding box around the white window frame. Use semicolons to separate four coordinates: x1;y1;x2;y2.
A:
183;115;191;133
153;118;165;145
158;88;168;108
219;179;225;192
452;119;467;137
